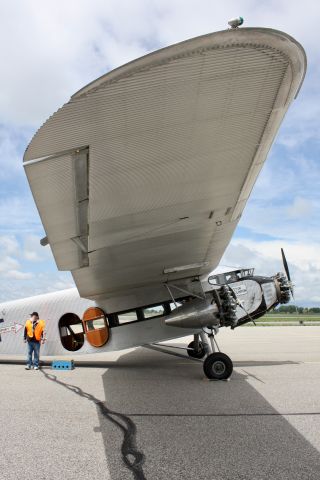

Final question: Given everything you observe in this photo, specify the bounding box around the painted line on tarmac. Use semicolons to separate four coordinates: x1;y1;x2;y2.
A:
124;412;320;417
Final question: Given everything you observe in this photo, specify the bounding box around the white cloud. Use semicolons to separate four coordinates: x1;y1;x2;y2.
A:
0;231;75;300
0;126;25;179
0;196;42;235
287;197;313;219
0;235;19;255
0;0;319;128
221;240;320;306
23;251;40;261
0;1;155;127
0;250;34;281
0;268;75;302
0;255;20;273
0;235;45;295
6;270;34;280
22;234;51;262
238;151;320;245
0;0;319;305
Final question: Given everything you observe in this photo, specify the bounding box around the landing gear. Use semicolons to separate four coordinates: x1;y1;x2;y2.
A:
187;340;206;359
203;352;233;380
148;330;234;380
200;328;233;380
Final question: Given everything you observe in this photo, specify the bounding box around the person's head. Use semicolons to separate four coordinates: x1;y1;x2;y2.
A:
30;312;39;321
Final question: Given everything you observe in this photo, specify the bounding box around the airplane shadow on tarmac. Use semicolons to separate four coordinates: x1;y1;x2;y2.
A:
39;348;320;480
94;348;320;480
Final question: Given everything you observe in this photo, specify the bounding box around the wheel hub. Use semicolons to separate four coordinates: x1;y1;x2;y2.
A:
212;360;226;375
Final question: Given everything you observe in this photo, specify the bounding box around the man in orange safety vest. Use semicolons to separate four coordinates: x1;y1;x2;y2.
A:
24;312;46;370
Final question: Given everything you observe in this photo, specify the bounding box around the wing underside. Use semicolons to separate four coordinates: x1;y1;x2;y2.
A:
24;28;306;300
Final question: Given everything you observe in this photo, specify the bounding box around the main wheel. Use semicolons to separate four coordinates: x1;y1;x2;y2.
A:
187;340;206;359
203;352;233;380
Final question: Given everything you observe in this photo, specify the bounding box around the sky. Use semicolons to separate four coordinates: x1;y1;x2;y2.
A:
0;0;319;305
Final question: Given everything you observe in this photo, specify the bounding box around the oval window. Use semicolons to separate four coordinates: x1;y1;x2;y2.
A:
83;307;109;347
59;313;84;351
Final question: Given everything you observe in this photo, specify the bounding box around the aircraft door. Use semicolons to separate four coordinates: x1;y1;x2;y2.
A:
82;307;109;347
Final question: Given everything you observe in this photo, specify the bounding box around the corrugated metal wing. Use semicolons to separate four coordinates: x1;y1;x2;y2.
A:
24;28;306;299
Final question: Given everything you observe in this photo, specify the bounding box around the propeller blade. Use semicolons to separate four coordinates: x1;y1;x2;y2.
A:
281;248;294;298
281;248;291;282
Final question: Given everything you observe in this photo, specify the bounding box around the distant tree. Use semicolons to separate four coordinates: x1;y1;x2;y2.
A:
270;305;319;314
278;305;294;313
274;305;301;314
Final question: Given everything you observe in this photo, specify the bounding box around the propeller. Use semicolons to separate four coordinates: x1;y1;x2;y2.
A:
281;248;294;298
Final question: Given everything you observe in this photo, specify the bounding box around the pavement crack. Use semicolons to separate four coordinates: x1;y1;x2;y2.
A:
40;369;147;480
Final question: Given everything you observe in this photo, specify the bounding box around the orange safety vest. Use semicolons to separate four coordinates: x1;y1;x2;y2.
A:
25;319;45;341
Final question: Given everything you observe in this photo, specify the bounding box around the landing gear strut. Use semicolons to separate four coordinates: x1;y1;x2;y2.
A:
201;328;233;380
149;330;233;380
187;334;206;359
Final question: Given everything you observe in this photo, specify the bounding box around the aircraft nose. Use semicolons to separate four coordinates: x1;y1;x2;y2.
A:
274;273;292;304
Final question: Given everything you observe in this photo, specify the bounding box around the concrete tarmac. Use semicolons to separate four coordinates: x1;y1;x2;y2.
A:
1;326;320;480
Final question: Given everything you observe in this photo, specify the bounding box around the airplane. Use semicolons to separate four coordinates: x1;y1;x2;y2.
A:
0;24;306;380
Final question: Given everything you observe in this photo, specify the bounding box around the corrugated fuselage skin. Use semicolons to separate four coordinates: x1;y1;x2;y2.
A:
0;275;280;357
0;288;197;356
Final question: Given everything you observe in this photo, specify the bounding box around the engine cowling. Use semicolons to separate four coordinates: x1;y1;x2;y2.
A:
274;273;291;304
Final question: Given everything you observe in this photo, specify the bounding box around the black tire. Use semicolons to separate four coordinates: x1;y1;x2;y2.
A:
187;341;206;359
203;352;233;380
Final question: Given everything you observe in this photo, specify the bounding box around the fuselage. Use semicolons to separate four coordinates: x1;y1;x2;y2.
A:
0;271;286;357
0;287;197;356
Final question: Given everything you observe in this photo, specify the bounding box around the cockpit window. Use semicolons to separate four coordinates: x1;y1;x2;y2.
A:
208;268;254;286
225;273;240;283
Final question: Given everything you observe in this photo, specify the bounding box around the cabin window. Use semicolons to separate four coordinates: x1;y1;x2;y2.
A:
59;313;84;351
143;305;165;319
118;311;138;324
85;317;106;331
83;307;109;348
